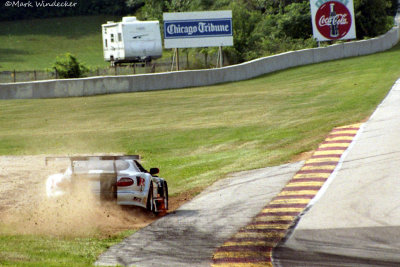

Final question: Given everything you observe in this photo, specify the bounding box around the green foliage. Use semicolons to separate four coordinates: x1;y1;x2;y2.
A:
52;53;89;79
278;2;312;39
1;0;396;68
225;1;263;63
124;0;394;64
259;2;316;56
354;0;394;38
140;0;166;20
165;0;194;12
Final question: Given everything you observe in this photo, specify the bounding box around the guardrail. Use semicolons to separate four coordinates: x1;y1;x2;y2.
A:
1;26;399;100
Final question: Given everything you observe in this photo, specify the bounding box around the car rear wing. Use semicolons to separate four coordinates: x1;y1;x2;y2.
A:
45;155;140;174
45;155;140;165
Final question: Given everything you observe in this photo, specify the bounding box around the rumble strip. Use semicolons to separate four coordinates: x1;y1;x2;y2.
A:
212;123;362;267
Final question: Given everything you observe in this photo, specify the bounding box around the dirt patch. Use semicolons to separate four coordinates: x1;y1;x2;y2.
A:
0;155;188;238
292;150;315;162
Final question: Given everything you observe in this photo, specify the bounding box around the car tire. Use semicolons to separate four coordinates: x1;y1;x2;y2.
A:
146;183;154;212
163;180;168;210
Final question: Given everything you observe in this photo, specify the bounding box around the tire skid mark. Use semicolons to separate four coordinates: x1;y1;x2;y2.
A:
212;124;361;267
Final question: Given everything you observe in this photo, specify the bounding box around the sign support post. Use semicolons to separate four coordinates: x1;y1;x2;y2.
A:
216;46;223;68
170;48;180;71
176;48;180;71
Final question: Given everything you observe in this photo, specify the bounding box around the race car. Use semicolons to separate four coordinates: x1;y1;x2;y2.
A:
45;155;168;214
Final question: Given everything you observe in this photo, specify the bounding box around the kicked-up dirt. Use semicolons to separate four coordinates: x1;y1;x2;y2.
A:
0;155;169;237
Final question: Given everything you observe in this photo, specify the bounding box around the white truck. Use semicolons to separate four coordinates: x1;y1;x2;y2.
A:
102;17;162;66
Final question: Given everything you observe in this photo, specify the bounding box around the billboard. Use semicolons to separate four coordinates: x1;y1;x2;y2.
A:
310;0;356;41
163;10;233;48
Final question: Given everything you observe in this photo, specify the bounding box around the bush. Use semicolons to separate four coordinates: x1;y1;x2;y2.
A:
355;0;394;38
53;53;89;79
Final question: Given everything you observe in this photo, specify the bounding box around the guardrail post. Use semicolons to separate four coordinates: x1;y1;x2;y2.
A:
13;70;16;83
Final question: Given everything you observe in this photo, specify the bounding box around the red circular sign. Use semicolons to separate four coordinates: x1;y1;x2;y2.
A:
315;1;352;40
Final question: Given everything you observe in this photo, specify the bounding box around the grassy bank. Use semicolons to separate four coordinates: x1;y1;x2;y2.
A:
0;231;134;266
0;16;119;71
1;43;400;266
2;44;400;195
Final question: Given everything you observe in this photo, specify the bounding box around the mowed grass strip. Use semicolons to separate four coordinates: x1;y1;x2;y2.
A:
1;44;400;196
0;15;118;71
0;231;134;266
1;43;400;266
0;15;174;72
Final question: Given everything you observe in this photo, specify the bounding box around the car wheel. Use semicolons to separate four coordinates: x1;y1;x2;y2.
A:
163;181;168;210
146;183;154;212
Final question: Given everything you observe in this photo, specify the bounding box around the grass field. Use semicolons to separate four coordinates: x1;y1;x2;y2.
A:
2;43;400;195
0;15;180;72
0;231;135;266
0;15;121;71
1;42;400;265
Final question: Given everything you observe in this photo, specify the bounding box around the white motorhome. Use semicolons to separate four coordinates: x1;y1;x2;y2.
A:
102;17;162;66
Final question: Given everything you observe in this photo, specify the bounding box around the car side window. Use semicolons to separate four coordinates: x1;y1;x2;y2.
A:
134;160;148;173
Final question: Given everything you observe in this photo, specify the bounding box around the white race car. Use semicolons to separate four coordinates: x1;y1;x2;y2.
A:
46;155;168;213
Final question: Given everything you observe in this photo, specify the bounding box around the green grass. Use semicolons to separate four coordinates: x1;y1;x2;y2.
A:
2;44;400;195
0;16;120;71
0;231;134;266
0;16;206;73
1;39;400;266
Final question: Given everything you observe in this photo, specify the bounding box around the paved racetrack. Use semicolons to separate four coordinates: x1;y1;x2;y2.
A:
95;162;303;266
97;79;400;267
274;79;400;266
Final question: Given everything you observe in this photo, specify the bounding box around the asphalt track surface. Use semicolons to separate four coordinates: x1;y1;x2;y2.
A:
274;79;400;266
97;79;400;266
212;124;361;266
96;162;304;266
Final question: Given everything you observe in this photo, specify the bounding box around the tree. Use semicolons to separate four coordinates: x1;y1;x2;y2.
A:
277;2;312;39
224;1;262;63
53;53;89;79
354;0;393;38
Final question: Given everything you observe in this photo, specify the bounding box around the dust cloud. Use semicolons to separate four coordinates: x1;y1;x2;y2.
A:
0;156;155;237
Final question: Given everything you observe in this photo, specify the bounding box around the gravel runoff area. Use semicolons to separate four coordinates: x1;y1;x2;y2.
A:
0;156;158;237
95;162;304;266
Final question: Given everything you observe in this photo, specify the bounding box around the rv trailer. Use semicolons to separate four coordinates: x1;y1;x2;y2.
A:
102;17;162;66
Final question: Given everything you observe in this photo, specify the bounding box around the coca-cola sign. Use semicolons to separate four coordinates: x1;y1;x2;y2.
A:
310;0;356;41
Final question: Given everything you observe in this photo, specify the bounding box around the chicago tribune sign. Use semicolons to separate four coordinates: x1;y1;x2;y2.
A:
163;11;233;48
310;0;356;41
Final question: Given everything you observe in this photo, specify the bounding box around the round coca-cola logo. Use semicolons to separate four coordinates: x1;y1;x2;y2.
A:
315;1;352;40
